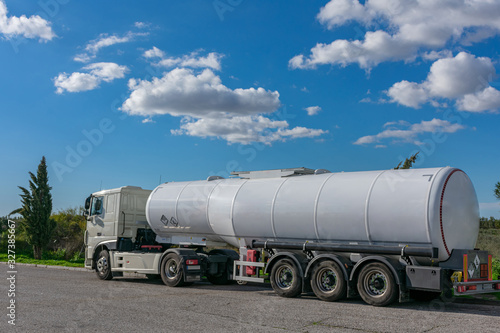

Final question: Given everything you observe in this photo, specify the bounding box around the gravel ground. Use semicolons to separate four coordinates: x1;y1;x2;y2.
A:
1;263;499;332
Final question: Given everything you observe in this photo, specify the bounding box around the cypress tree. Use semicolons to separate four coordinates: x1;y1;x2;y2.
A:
394;152;420;170
12;156;56;259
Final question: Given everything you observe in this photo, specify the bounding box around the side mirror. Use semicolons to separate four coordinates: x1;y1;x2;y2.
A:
85;196;91;210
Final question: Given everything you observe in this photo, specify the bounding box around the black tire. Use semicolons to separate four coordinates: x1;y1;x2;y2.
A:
95;250;113;280
160;253;185;287
410;290;442;302
146;274;161;280
310;260;347;302
357;262;398;306
270;258;302;298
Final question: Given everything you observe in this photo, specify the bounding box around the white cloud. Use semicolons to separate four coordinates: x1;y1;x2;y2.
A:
426;53;495;99
387;52;500;112
304;106;322;116
0;0;55;41
387;80;429;108
84;62;128;82
122;68;280;118
73;53;92;63
145;48;223;71
143;46;165;59
354;118;465;146
169;52;222;70
458;87;500;113
276;126;326;139
291;0;500;70
74;31;148;63
134;22;150;29
317;0;369;29
54;72;100;94
422;50;453;61
172;116;326;145
290;30;417;69
122;67;326;144
54;62;129;94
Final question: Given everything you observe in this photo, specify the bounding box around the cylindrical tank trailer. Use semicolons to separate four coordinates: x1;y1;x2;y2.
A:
146;166;479;262
86;166;498;307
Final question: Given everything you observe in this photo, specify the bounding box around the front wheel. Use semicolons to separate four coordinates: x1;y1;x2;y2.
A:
357;262;398;306
270;258;302;298
310;260;347;302
160;253;185;287
95;250;113;280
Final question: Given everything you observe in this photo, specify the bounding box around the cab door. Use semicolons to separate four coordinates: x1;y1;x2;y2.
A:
85;196;106;266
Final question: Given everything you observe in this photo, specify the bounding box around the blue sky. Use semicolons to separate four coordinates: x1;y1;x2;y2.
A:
1;0;499;218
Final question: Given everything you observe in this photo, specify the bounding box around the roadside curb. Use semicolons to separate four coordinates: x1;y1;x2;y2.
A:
1;261;146;277
1;261;89;272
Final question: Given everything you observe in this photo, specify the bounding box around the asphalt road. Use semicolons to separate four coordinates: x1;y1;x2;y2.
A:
1;264;499;332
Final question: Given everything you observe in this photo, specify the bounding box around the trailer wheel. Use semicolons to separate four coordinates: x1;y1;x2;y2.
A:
270;258;302;298
357;263;398;306
310;261;347;302
95;250;113;280
161;253;185;287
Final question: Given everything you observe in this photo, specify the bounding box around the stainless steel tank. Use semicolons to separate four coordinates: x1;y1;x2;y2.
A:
146;167;479;261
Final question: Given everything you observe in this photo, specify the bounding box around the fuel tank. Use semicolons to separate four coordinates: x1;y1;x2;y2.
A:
146;167;479;261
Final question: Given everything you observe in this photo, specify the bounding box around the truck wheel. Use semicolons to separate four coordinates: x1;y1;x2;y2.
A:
96;250;113;280
270;258;302;298
357;263;398;306
161;253;185;287
310;260;347;302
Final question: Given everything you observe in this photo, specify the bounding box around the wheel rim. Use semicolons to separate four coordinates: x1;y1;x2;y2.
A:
165;258;179;280
97;256;108;274
316;267;338;293
363;270;387;297
275;264;294;290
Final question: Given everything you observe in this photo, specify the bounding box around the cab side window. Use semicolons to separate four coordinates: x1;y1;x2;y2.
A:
91;196;104;216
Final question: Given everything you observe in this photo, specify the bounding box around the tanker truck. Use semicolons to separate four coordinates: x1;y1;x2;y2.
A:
83;167;500;306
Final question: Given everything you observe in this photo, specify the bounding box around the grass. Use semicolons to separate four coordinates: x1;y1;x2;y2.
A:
476;228;500;259
0;252;85;268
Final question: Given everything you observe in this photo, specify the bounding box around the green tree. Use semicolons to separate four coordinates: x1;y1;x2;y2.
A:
0;216;7;234
11;157;56;259
0;216;8;247
394;152;420;170
495;181;500;200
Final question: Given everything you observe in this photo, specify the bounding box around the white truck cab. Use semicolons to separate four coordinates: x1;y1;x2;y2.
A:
84;186;154;276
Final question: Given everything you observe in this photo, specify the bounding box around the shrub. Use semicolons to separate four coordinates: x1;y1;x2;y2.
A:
493;258;500;280
49;207;86;260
